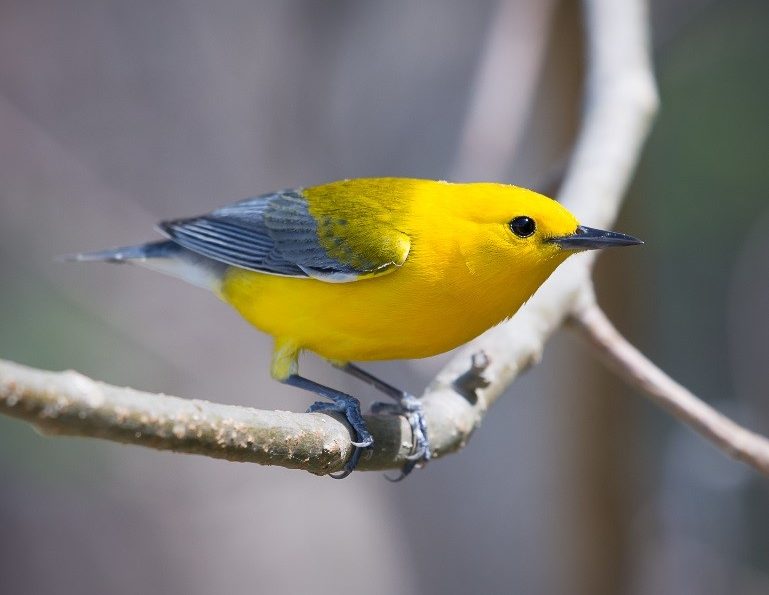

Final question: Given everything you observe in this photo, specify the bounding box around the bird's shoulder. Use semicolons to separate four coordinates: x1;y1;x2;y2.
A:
300;178;431;271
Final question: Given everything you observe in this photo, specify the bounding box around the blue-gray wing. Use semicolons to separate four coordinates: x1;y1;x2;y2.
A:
158;189;407;282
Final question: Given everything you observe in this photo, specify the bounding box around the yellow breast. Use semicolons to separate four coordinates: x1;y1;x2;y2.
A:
220;231;556;362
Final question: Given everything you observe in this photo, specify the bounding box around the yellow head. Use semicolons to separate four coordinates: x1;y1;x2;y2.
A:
406;181;640;324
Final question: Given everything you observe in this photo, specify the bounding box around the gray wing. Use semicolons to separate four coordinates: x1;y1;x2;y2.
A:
159;189;384;281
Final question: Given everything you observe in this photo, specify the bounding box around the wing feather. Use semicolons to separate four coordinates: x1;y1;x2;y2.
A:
159;188;410;282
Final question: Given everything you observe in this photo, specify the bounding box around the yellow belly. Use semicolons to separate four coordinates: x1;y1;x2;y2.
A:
219;264;535;363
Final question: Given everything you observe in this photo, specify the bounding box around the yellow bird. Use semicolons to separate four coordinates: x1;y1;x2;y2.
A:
71;178;641;477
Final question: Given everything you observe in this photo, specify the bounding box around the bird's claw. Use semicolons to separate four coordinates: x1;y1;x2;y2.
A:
329;447;364;479
371;393;431;479
307;397;373;475
350;436;374;448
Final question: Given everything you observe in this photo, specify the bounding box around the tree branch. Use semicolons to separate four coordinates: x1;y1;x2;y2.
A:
571;295;769;475
0;0;662;474
0;358;413;473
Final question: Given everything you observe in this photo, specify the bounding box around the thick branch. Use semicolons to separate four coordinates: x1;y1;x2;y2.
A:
571;299;769;476
0;359;414;473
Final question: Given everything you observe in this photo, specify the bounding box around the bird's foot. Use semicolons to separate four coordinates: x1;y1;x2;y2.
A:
371;393;431;480
284;374;374;479
307;396;373;479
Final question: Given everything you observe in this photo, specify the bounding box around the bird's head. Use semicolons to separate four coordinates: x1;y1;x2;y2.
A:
435;182;642;296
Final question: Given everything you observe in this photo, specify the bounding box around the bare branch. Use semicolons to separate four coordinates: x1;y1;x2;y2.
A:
0;358;414;474
0;0;662;473
0;357;515;473
572;297;769;476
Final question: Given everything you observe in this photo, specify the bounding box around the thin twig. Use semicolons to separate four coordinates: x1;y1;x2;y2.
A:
571;295;769;476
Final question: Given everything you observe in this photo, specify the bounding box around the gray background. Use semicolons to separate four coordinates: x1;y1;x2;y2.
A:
1;1;768;593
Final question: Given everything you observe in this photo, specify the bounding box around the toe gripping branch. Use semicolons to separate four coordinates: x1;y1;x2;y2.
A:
285;365;432;480
339;364;431;480
283;374;373;479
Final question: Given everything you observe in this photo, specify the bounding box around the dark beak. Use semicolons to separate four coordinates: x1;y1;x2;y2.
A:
550;225;643;250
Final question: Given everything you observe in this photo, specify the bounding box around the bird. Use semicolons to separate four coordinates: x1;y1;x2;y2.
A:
67;177;642;478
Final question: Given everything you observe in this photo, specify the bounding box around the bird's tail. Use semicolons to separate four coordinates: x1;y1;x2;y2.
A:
60;240;226;291
61;241;170;263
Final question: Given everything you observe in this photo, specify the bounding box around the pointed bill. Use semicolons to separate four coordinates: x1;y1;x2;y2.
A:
549;225;643;250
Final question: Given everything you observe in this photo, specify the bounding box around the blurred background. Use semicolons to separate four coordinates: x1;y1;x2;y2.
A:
1;0;768;593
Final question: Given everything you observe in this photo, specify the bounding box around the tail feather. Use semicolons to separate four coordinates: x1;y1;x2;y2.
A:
61;240;226;291
59;241;168;263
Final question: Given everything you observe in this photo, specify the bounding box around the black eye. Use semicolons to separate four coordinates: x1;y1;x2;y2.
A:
509;216;536;238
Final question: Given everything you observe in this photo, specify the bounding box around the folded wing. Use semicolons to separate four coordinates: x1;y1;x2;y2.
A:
159;189;410;282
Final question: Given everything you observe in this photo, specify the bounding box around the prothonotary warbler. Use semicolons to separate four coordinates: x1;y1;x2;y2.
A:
69;177;641;478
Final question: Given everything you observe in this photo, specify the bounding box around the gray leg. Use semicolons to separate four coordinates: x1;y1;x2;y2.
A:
282;374;373;479
337;363;431;479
